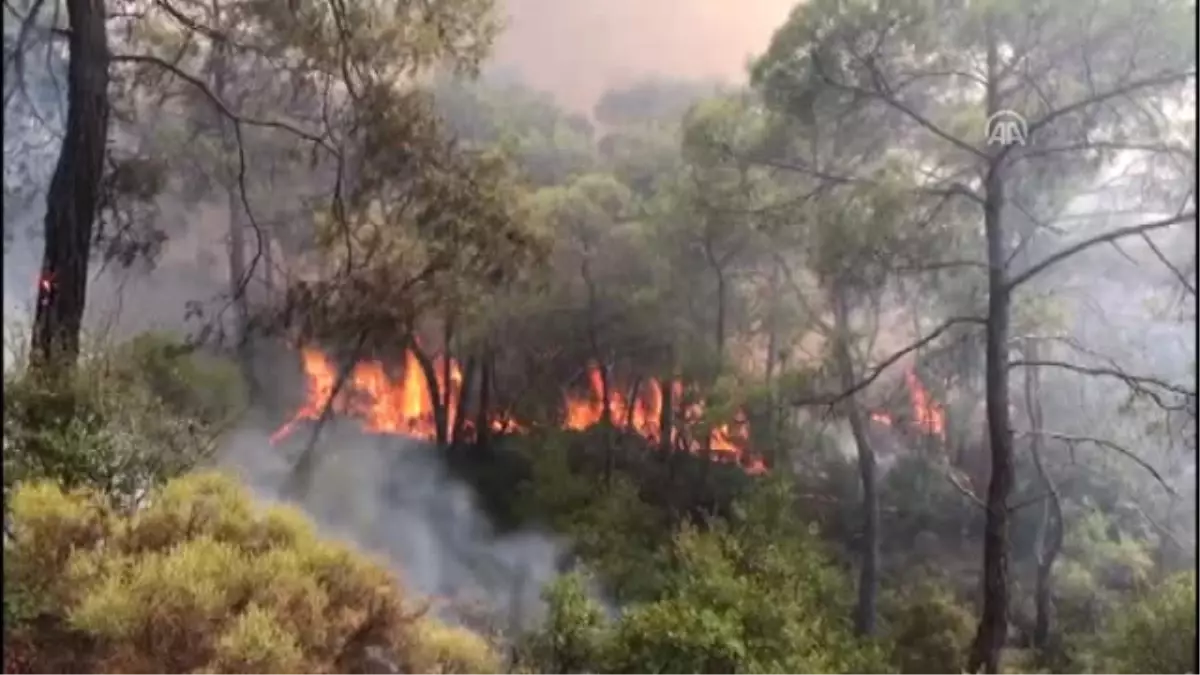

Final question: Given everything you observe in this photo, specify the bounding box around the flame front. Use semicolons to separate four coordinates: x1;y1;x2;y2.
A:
561;365;765;475
867;369;946;440
274;349;765;475
270;347;509;446
904;369;946;438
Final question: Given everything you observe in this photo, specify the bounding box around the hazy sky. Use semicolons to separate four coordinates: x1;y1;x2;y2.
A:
490;0;798;113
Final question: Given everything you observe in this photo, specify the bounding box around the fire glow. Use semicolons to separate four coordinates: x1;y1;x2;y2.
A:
868;369;946;439
272;348;767;475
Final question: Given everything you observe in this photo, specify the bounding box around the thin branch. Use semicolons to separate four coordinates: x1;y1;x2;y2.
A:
1009;358;1194;413
748;153;985;206
945;467;987;509
789;315;987;408
1005;212;1196;291
109;53;334;151
1016;429;1176;496
995;69;1197;166
1139;231;1197;296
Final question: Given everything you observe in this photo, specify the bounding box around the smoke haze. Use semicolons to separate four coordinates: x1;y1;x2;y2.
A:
491;0;797;112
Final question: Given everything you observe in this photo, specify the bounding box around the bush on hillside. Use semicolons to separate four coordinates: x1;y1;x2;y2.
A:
2;472;501;674
1090;570;1197;674
881;577;975;673
517;478;889;674
3;331;245;509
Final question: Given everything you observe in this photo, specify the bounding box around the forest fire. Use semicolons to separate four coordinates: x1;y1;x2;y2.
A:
868;370;946;440
272;348;767;475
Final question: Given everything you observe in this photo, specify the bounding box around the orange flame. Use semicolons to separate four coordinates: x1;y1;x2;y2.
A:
269;347;514;446
867;368;946;441
561;364;765;475
905;369;946;439
274;349;766;475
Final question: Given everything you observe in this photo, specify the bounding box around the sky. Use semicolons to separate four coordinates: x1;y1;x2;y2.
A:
490;0;799;112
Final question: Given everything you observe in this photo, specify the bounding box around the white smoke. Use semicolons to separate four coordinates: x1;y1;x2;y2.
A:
218;421;570;635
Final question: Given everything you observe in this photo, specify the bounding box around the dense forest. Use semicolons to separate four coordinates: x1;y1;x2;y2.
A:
3;0;1197;673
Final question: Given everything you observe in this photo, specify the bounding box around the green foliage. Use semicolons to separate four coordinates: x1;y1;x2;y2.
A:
3;331;245;508
519;477;890;674
2;472;499;674
514;432;668;602
881;578;976;673
1090;570;1197;674
518;573;613;673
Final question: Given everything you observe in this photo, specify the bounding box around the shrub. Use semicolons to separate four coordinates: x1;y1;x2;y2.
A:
2;471;501;674
1092;570;1197;674
518;478;890;674
3;331;245;508
881;577;975;673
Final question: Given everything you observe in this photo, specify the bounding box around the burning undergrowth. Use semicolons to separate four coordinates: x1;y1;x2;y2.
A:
271;345;769;475
229;342;951;637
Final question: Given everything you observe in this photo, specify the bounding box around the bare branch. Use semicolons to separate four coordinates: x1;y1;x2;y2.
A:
1009;358;1194;412
110;53;334;152
1026;71;1196;138
945;467;987;509
1005;211;1196;291
995;69;1197;166
1139;230;1197;296
790;315;987;408
749;153;985;205
1016;429;1176;496
1012;141;1195;165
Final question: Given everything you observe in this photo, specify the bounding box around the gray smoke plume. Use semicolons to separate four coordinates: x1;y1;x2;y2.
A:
218;422;571;635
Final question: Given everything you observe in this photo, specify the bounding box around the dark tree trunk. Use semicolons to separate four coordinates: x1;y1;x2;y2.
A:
765;260;782;465
1024;342;1063;655
832;282;879;637
411;341;447;448
475;348;494;454
30;0;110;373
970;22;1015;673
451;355;477;449
626;376;643;429
659;368;674;455
442;315;456;427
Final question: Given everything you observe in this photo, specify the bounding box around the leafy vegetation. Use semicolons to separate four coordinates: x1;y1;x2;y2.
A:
3;0;1195;672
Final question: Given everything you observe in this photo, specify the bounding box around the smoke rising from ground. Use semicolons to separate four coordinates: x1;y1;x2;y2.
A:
219;422;572;633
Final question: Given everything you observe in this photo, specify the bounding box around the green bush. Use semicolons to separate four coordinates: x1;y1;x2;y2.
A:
881;577;975;673
1092;570;1197;674
3;331;245;508
2;472;501;674
518;478;890;674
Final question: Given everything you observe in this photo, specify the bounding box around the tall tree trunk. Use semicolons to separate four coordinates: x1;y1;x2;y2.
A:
442;315;456;425
765;260;782;465
411;341;447;448
626;376;643;429
832;281;879;637
475;347;494;454
30;0;110;373
659;366;675;455
208;5;255;397
451;355;477;449
970;20;1015;673
1024;342;1063;655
